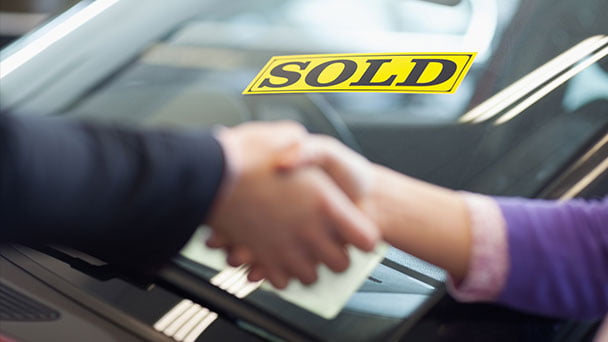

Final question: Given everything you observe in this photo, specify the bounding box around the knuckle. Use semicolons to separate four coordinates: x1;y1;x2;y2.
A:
278;120;306;134
315;191;332;213
328;253;350;272
300;269;318;285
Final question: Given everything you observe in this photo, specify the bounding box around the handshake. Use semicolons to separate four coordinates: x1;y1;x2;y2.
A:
205;121;382;289
205;120;472;289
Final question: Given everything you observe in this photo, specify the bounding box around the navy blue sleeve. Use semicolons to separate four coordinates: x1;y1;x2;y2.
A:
0;112;225;272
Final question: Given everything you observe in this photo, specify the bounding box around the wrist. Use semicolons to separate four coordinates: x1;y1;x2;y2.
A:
215;128;243;183
207;128;242;226
362;165;411;239
364;165;472;278
448;193;508;301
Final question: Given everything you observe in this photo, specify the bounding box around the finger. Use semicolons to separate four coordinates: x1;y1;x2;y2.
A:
273;120;308;137
275;143;305;171
247;264;266;282
227;246;253;267
275;137;317;170
277;136;370;201
254;243;315;287
251;120;308;153
309;230;350;273
321;185;380;252
264;264;290;289
206;232;229;248
255;249;292;289
278;243;319;285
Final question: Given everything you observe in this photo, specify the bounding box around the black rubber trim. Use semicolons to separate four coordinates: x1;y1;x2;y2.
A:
0;245;174;342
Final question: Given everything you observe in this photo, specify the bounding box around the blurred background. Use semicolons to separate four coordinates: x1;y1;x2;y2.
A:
0;0;81;47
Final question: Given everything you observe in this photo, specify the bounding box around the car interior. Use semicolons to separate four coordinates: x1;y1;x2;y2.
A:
1;1;606;341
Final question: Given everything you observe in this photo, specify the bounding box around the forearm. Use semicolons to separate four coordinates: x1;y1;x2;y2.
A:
364;165;472;281
496;197;608;319
0;113;225;270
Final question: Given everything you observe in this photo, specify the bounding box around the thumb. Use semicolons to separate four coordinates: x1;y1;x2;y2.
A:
275;142;311;169
277;136;372;202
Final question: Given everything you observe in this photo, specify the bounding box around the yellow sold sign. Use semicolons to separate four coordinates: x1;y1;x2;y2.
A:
243;52;476;95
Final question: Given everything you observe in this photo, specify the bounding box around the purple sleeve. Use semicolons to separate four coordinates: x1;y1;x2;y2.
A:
496;196;608;319
448;193;509;302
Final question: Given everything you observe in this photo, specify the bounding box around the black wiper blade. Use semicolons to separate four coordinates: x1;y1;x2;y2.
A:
30;245;155;290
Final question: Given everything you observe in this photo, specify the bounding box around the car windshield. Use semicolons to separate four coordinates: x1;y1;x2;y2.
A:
57;0;519;124
1;0;606;341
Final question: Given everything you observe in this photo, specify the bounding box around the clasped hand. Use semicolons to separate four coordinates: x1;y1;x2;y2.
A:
206;121;379;289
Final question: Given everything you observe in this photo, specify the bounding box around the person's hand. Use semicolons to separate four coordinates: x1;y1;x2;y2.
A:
281;135;474;281
277;135;374;203
206;122;379;288
276;134;387;241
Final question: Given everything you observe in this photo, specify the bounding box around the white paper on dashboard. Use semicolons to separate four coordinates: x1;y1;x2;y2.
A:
180;227;388;319
180;228;230;270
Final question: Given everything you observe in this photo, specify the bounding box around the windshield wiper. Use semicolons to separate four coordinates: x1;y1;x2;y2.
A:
30;245;155;290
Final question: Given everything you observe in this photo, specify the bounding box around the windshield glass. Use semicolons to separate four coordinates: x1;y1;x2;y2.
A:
58;0;607;193
62;0;520;124
3;0;607;340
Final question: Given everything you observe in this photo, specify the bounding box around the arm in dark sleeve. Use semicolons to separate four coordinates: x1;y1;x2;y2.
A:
0;112;225;272
497;197;608;319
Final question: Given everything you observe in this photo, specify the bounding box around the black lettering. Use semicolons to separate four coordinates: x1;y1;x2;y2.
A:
259;61;310;88
350;59;396;86
305;60;357;87
395;59;457;86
